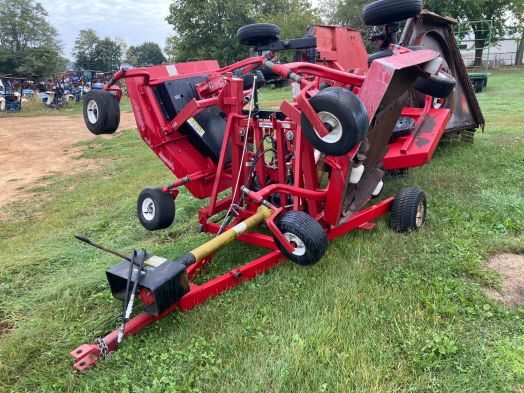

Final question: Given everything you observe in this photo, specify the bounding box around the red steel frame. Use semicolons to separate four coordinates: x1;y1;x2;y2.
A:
71;197;393;372
72;29;452;371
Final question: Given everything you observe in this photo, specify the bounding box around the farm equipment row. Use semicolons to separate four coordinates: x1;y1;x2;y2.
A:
0;70;113;113
72;0;483;371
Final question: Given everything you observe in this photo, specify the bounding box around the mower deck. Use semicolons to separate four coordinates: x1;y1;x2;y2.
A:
383;99;451;170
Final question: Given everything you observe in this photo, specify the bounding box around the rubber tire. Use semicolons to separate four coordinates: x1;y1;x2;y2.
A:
137;188;175;231
237;23;280;46
414;71;456;98
103;93;120;132
368;45;425;67
390;187;426;233
362;0;422;26
273;211;328;266
368;49;393;66
241;70;266;90
301;87;369;156
318;82;331;90
83;90;120;135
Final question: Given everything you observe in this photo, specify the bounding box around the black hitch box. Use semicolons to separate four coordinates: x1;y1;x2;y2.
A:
106;253;190;316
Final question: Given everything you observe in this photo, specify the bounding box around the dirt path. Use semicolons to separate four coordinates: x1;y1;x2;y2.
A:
0;112;136;212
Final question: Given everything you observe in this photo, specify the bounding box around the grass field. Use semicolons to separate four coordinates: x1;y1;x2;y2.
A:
0;70;523;392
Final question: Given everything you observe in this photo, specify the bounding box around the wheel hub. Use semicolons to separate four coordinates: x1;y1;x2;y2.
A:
416;201;425;227
142;198;156;221
87;100;99;124
314;111;343;144
284;232;306;256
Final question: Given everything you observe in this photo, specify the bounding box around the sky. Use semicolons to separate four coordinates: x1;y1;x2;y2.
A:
39;0;174;59
40;0;320;60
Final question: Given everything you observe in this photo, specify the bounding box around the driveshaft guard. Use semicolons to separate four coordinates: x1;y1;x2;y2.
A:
106;254;190;316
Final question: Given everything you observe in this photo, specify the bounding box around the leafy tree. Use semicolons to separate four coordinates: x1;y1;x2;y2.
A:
165;35;178;63
424;0;512;65
166;0;319;66
72;30;123;71
509;0;524;65
0;0;65;77
318;0;342;24
127;42;166;66
258;0;321;61
319;0;375;51
91;38;123;71
322;0;513;63
113;37;129;65
167;0;253;65
72;29;100;70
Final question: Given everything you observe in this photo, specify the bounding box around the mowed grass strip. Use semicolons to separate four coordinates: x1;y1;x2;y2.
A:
0;70;523;392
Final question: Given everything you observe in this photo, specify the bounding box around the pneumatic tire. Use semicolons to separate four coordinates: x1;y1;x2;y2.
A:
362;0;422;26
273;211;328;266
390;187;427;233
137;188;175;231
237;23;280;46
367;49;393;66
301;87;369;156
103;92;120;132
83;90;120;135
241;70;266;90
414;71;456;98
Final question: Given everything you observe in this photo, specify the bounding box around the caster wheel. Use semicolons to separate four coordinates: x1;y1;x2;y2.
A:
137;188;175;231
273;211;328;265
237;23;280;46
362;0;422;26
390;187;426;232
83;90;120;135
301;87;369;156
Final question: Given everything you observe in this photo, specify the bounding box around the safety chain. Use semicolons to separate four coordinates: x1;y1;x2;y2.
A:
95;337;109;359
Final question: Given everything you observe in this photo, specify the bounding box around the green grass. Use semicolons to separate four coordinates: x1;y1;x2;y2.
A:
258;85;293;108
1;71;523;392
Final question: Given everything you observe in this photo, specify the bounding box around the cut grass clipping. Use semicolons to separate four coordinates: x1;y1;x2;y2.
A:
0;70;523;392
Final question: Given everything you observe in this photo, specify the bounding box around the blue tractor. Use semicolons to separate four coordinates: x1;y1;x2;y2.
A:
0;79;22;112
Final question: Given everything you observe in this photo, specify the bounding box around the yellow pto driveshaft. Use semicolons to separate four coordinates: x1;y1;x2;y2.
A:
177;205;274;266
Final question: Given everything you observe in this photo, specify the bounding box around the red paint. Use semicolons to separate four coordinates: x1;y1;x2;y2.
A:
72;25;453;371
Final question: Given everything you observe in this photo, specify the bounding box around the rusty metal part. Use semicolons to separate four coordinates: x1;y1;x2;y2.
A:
401;10;485;134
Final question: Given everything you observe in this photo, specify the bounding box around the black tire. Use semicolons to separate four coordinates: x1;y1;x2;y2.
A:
237;23;280;46
318;82;332;90
390;187;426;232
103;93;120;132
368;49;393;66
301;87;369;156
362;0;422;26
241;70;266;90
414;71;456;98
137;188;175;231
83;90;120;135
406;45;425;51
273;211;328;265
367;46;423;67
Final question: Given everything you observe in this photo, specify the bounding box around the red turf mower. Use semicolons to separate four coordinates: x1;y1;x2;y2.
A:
72;0;483;371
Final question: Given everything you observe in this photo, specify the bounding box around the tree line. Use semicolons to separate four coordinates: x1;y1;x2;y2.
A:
1;0;523;79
